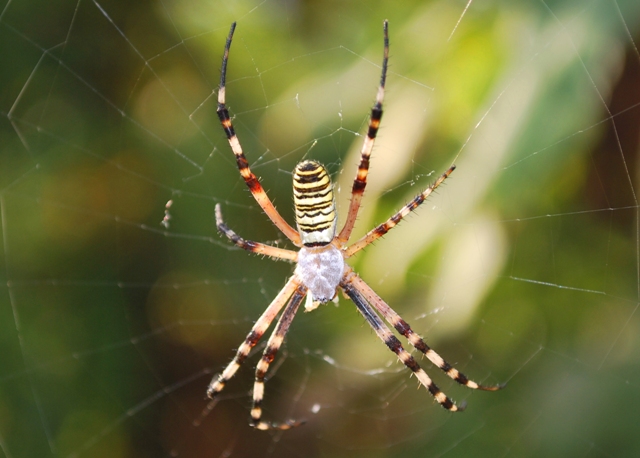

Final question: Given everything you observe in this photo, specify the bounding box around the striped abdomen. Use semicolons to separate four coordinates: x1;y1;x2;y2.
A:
293;160;336;246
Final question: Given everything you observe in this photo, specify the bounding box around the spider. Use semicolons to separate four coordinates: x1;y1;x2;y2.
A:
208;20;503;431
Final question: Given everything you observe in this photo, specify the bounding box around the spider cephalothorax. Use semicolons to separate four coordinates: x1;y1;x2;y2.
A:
208;20;503;431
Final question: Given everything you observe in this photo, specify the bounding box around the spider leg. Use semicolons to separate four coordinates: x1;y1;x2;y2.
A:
349;273;504;391
337;20;389;245
340;275;464;412
251;285;308;430
218;23;301;246
345;165;455;257
207;276;301;399
216;204;298;262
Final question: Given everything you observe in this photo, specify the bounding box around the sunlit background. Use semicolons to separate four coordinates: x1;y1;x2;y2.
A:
1;0;640;457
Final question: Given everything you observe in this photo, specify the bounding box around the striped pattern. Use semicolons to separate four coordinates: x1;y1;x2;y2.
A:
337;20;389;243
341;279;463;412
349;273;504;391
345;165;456;257
206;277;301;400
217;22;301;246
215;204;298;262
251;287;307;430
293;160;336;246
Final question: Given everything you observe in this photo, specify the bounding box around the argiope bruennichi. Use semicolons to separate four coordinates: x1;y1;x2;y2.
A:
208;21;503;431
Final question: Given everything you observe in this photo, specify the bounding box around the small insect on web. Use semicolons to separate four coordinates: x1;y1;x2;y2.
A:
208;20;504;431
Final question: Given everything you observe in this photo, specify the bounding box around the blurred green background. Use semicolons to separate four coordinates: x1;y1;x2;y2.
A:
1;0;640;457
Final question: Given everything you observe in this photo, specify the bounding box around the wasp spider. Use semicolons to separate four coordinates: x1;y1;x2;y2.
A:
208;21;503;431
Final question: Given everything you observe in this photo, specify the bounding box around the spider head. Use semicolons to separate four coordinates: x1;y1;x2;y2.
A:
292;160;337;246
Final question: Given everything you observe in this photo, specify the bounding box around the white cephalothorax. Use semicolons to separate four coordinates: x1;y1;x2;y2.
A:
295;245;344;311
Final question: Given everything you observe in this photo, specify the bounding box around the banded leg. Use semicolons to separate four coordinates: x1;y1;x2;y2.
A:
345;165;455;257
251;285;307;430
349;273;503;391
207;276;301;399
216;204;298;262
341;278;464;412
337;20;389;244
218;23;301;246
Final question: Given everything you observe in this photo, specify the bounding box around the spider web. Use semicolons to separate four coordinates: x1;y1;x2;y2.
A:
1;0;640;457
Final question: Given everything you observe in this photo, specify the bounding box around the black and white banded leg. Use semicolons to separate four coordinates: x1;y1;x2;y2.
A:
251;286;307;430
349;274;503;391
338;20;389;243
207;276;301;399
341;277;464;412
217;22;302;246
345;165;456;257
215;204;298;262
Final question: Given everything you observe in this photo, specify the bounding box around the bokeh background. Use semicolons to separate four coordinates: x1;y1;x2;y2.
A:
2;0;640;457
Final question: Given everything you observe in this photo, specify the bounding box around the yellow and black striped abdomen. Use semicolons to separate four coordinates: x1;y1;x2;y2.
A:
293;160;336;246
